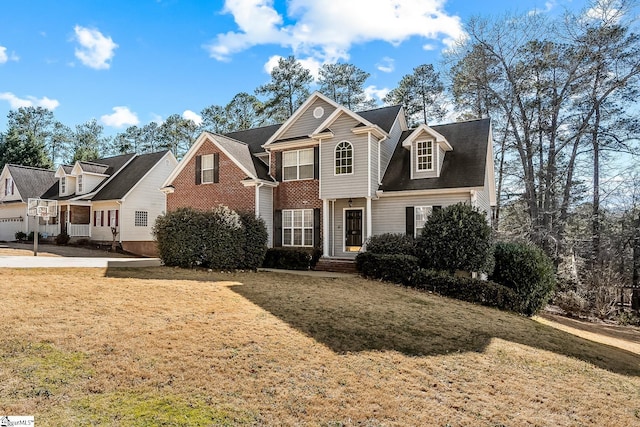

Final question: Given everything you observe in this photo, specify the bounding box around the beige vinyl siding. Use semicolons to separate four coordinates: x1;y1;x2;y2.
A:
379;116;403;182
1;174;22;202
320;115;369;199
474;173;492;221
60;176;76;197
90;201;120;241
411;140;438;179
258;185;274;247
0;203;27;241
371;193;472;235
80;174;105;195
331;198;368;259
280;98;337;140
120;154;178;242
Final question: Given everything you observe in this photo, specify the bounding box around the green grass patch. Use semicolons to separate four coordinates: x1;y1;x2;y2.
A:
1;341;89;399
56;392;257;426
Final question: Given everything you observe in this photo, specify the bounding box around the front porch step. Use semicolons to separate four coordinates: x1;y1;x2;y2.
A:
314;258;359;274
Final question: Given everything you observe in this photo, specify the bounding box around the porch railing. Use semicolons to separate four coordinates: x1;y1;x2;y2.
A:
68;223;90;237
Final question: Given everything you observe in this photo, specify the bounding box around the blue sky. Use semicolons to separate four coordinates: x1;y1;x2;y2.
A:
0;0;588;135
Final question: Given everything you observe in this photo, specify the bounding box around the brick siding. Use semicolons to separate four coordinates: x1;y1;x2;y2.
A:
167;138;256;212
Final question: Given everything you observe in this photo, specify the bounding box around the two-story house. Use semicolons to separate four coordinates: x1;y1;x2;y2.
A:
163;92;496;261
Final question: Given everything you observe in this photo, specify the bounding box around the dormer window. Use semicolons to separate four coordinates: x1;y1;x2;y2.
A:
416;140;434;171
335;141;353;175
78;175;83;193
5;177;13;196
60;177;66;194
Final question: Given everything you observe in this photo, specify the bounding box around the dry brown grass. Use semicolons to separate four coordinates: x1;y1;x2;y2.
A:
1;267;640;426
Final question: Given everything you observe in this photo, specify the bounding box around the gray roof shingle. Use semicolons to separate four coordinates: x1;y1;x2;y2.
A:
6;165;57;202
379;118;491;192
92;151;170;200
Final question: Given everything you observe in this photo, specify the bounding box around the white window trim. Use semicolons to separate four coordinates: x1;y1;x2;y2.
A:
415;206;433;236
60;177;66;194
77;175;84;193
282;148;314;181
416;140;435;172
201;153;215;184
334;141;354;176
282;209;314;247
342;207;365;253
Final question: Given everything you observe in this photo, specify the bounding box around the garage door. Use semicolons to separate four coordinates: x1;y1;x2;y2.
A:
0;218;25;242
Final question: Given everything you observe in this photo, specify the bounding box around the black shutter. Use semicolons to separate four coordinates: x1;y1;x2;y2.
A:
406;206;414;237
313;208;321;247
213;153;220;183
275;152;282;181
313;146;319;179
274;209;282;247
195;155;202;185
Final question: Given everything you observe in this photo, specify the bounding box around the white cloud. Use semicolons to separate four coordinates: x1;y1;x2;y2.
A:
100;106;139;128
73;25;118;70
182;109;203;126
0;46;19;64
149;113;164;125
206;0;465;63
376;57;394;73
364;85;389;103
0;92;59;110
528;1;555;16
264;54;322;80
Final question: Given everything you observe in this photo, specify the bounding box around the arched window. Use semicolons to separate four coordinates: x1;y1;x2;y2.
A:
335;141;353;175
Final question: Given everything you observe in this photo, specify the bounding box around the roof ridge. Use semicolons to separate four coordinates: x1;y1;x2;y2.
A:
7;164;54;172
359;104;402;113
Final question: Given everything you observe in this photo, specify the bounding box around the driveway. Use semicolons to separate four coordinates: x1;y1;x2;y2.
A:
0;242;162;268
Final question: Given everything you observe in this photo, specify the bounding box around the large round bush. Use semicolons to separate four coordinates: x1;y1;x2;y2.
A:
415;203;493;274
153;207;208;268
490;241;556;316
238;210;268;270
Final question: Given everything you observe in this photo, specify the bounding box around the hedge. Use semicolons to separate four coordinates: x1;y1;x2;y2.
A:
355;252;418;285
262;247;322;270
365;233;415;256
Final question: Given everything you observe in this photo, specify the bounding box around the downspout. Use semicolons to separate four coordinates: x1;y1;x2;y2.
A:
255;183;263;217
116;200;123;243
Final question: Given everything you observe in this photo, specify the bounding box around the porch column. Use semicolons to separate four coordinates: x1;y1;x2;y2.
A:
322;198;330;257
366;197;372;241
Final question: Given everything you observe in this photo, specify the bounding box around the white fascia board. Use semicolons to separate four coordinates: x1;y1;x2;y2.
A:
241;179;279;188
351;125;387;139
162;131;213;187
263;139;319;151
375;187;481;198
312;106;379;136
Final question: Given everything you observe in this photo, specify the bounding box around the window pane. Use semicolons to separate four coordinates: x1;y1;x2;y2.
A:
293;229;303;246
202;154;214;169
283;229;292;245
283;166;298;181
202;169;214;183
293;210;303;227
283;151;297;167
299;148;314;165
283;210;292;227
304;229;313;245
303;210;313;227
299;164;314;179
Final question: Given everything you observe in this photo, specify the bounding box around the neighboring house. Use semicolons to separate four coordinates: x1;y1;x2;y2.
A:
0;164;58;241
0;151;178;256
163;91;496;260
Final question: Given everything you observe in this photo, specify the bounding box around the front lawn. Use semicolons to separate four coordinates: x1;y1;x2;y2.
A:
1;267;639;425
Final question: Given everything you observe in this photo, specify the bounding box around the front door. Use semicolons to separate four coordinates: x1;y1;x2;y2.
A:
345;209;363;250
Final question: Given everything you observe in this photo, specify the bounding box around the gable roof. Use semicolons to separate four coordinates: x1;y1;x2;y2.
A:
92;150;171;200
5;165;57;202
358;105;403;134
224;124;281;152
77;161;109;174
379;118;491;192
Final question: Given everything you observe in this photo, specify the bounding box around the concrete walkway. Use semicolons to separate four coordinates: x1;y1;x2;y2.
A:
0;256;162;268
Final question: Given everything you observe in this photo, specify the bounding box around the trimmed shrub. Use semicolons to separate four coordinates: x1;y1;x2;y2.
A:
411;269;522;312
365;233;415;255
154;208;208;268
355;252;419;285
27;232;43;242
415;203;493;274
55;231;71;246
490;242;556;316
237;211;268;271
263;247;320;270
15;231;27;241
200;205;244;269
